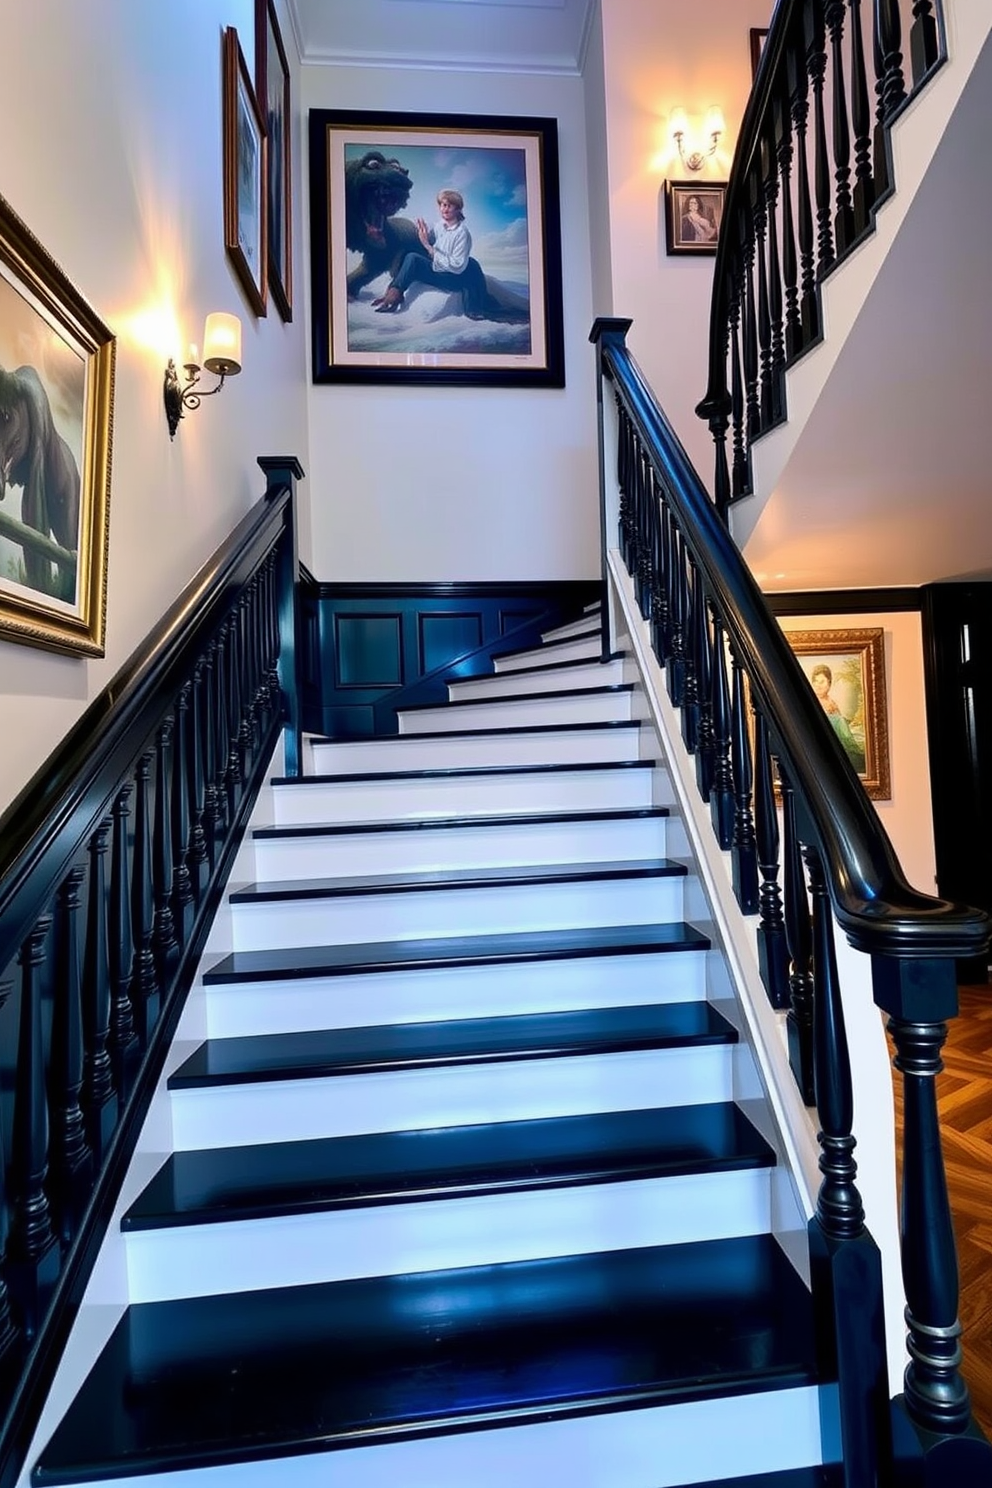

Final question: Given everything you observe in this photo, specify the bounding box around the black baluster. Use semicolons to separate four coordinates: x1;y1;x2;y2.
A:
709;616;734;849
694;587;715;803
730;653;759;914
0;978;21;1376
265;551;281;707
187;662;210;901
130;751;160;1041
753;714;790;1009
237;590;255;765
225;611;244;819
873;0;905;202
807;0;836;277
153;717;179;974
202;639;223;859
681;560;701;755
789;33;820;345
742;212;761;444
171;684;195;947
825;0;856;256
752;169;774;430
729;288;749;497
666;521;687;708
848;0;874;234
775;90;802;364
8;919;60;1337
780;771;816;1104
82;820;117;1159
616;401;634;570
762;133;785;421
49;869;94;1246
654;481;673;664
909;0;938;86
648;477;667;665
108;784;139;1099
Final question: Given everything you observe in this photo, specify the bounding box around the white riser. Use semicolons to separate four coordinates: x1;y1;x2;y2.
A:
171;1044;734;1149
125;1168;772;1302
203;949;708;1039
38;1386;829;1488
495;633;602;671
541;614;604;643
230;875;685;952
398;690;632;733
308;725;643;775
448;658;625;702
270;767;657;825
251;815;668;881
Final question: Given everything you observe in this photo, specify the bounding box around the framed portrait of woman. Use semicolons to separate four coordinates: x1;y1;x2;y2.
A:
665;180;727;257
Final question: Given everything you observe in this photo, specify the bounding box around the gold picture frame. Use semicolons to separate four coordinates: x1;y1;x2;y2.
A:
786;627;891;800
0;191;115;656
223;27;268;318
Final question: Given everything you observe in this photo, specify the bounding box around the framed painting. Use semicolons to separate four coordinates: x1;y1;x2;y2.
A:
665;180;727;256
223;26;267;317
750;27;770;81
256;0;292;321
0;191;115;656
787;627;891;799
309;109;565;387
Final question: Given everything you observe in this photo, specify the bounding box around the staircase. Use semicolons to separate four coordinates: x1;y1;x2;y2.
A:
28;604;842;1488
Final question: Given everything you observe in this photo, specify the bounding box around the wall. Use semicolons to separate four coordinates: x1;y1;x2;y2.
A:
301;64;600;584
597;0;767;478
0;0;309;815
777;608;937;894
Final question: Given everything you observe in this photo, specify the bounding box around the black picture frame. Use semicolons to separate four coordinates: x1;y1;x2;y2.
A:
256;0;292;322
308;109;565;387
665;179;727;257
750;27;770;80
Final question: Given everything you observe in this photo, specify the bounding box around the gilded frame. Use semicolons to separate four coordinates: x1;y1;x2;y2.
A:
223;27;268;318
0;191;115;656
256;0;292;321
786;626;891;800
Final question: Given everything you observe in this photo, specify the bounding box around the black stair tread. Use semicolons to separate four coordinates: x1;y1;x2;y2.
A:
168;1000;737;1088
308;719;643;744
34;1236;818;1484
398;682;636;713
253;804;670;841
229;857;686;904
271;757;656;785
203;920;712;984
123;1103;773;1230
453;654;617;680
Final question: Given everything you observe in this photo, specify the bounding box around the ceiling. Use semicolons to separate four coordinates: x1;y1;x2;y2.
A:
287;0;597;73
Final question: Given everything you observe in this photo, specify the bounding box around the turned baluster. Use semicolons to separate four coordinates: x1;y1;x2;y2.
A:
171;684;195;946
654;484;674;665
616;401;635;570
762;132;786;420
82;820;117;1158
709;616;734;850
780;771;816;1104
666;519;687;709
264;551;281;705
741;213;761;445
0;977;21;1372
634;447;652;621
108;784;139;1099
680;559;701;756
825;0;856;256
50;868;95;1245
806;0;836;277
153;717;179;973
8;919;60;1337
236;590;255;764
753;713;790;1009
130;751;160;1041
730;653;759;914
694;584;715;804
872;0;905;201
187;661;210;900
848;0;874;233
774;88;802;363
729;285;749;498
789;33;820;346
202;638;223;858
909;0;938;86
751;170;774;432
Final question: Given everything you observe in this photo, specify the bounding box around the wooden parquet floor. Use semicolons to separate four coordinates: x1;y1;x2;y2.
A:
891;984;992;1440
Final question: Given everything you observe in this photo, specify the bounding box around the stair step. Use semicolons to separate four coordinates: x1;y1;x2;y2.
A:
308;719;646;774
448;656;625;701
126;1103;774;1231
397;684;635;733
226;858;688;952
34;1236;819;1486
492;629;603;671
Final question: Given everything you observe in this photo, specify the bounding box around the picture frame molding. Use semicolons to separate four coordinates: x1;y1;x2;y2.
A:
308;108;565;388
750;27;770;81
785;625;891;800
665;179;727;257
255;0;292;322
223;26;268;318
0;191;115;657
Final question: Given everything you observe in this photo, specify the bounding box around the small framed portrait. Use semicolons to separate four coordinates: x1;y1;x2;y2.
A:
223;27;268;317
750;27;770;81
256;0;292;322
787;627;891;799
309;109;565;387
665;180;727;257
0;191;115;656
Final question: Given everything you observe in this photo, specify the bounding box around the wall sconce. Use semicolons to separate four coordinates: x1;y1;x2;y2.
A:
669;106;725;172
164;312;242;439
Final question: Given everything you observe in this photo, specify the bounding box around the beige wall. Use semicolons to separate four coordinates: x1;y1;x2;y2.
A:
0;0;309;815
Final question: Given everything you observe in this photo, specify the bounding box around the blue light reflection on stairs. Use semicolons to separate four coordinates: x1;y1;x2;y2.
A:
30;608;837;1488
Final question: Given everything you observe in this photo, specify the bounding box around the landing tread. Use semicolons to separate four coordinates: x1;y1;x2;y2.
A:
168;1000;737;1089
271;757;655;786
202;921;711;985
229;857;686;904
34;1236;818;1484
123;1102;773;1230
252;805;670;842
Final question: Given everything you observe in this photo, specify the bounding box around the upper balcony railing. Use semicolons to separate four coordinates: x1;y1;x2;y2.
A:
696;0;945;515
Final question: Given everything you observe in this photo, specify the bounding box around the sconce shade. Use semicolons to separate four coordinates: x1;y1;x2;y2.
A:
668;107;689;142
203;312;242;376
704;106;726;139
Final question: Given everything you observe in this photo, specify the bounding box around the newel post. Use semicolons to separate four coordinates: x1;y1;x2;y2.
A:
589;319;633;662
258;456;306;777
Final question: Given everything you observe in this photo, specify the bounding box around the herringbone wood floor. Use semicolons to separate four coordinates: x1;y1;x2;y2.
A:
891;984;992;1440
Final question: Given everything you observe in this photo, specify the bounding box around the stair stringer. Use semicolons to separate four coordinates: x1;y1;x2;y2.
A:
607;548;905;1396
730;0;992;561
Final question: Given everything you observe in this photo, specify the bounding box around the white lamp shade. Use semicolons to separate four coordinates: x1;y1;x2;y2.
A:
202;312;242;375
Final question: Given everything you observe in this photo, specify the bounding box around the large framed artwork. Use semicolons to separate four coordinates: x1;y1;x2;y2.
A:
309;110;565;387
223;26;267;317
256;0;292;321
786;627;891;799
0;191;115;656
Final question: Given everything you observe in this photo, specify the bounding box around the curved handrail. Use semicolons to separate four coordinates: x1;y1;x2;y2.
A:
601;330;988;960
